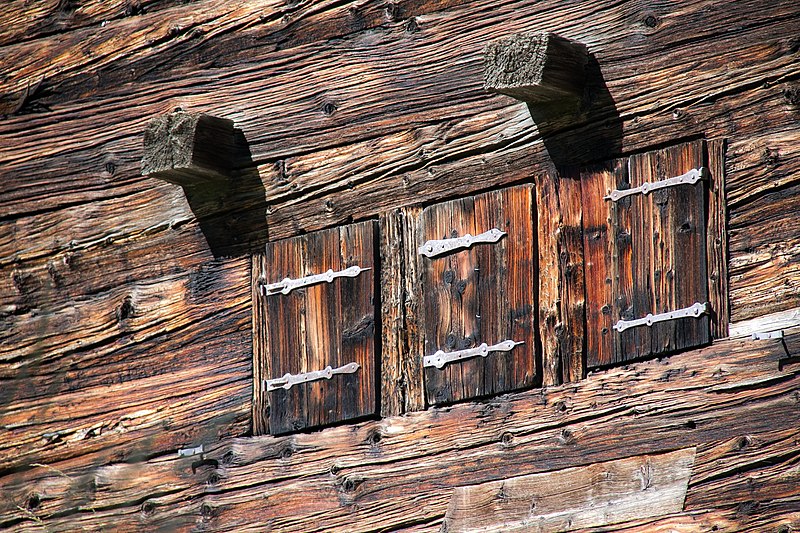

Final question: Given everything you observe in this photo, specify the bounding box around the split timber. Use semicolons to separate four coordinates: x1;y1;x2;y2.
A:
2;0;800;530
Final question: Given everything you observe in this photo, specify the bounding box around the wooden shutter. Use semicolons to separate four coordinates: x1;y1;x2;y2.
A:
253;221;377;435
582;141;711;368
419;185;537;405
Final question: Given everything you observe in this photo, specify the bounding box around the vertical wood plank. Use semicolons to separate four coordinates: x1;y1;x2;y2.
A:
582;159;633;369
339;222;377;422
379;208;426;416
628;153;655;359
251;253;269;435
536;171;562;386
264;236;307;434
303;228;340;428
537;170;584;384
379;210;405;417
707;139;730;338
556;171;585;382
402;207;427;413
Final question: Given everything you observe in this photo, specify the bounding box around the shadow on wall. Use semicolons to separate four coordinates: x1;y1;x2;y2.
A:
527;54;622;168
181;127;269;258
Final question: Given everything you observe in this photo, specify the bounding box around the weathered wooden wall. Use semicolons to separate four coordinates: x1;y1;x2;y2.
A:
1;0;800;530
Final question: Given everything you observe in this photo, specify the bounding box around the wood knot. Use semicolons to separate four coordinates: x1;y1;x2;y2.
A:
26;493;41;511
643;14;659;28
405;17;420;33
141;501;156;516
341;475;365;493
500;431;514;447
385;2;400;21
734;435;752;450
782;85;800;106
558;428;576;445
200;503;216;519
125;1;143;16
117;295;134;321
321;101;337;116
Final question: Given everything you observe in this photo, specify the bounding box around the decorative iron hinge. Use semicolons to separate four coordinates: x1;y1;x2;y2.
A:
423;340;524;369
265;362;360;392
259;266;370;296
418;228;506;258
604;167;707;202
612;302;708;332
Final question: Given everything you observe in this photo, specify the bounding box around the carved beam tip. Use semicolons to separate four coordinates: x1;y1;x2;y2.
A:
484;31;589;104
141;110;236;187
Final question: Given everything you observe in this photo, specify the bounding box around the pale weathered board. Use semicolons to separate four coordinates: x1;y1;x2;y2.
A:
254;221;377;435
442;447;696;532
419;185;537;405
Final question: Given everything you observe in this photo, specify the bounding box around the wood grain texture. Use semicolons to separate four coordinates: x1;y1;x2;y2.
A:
484;32;589;104
706;139;730;338
537;169;586;384
255;221;377;435
379;207;426;416
628;141;710;356
141;111;235;186
420;185;537;405
443;448;696;532
2;330;799;530
1;0;800;529
581;158;630;368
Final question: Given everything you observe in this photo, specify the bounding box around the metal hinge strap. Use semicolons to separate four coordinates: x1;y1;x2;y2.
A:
604;167;707;202
259;266;369;296
418;228;506;258
265;362;360;392
423;340;524;369
612;302;708;332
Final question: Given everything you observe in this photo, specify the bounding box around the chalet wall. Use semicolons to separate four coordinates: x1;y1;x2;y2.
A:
1;0;800;530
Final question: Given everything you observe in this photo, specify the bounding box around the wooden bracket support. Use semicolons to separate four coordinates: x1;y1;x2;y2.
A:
141;111;236;186
483;31;589;105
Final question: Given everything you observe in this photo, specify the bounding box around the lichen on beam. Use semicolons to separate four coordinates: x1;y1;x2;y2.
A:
141;111;236;187
483;31;589;104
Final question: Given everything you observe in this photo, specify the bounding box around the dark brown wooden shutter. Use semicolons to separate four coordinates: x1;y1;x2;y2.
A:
419;185;537;405
582;141;711;368
253;221;377;435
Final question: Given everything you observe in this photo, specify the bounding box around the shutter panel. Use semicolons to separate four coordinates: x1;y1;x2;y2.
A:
420;185;537;405
253;221;376;435
583;141;711;368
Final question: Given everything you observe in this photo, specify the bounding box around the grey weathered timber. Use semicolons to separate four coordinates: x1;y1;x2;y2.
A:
484;32;589;104
141;111;236;186
442;447;696;532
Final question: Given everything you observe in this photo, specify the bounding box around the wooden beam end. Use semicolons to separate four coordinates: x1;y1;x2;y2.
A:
484;32;589;104
142;111;236;186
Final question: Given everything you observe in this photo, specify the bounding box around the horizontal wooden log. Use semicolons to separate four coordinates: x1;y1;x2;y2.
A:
443;448;695;532
2;0;798;218
2;329;799;530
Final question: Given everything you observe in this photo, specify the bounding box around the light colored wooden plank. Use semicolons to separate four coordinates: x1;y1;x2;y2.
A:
442;448;696;533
